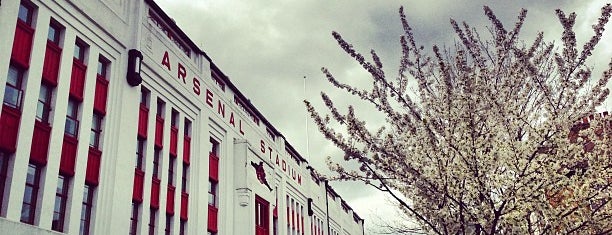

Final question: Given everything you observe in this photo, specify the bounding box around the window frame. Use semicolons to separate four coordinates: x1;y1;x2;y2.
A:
65;98;80;137
4;65;25;110
97;56;109;80
168;157;175;186
20;164;42;224
136;139;145;170
36;83;53;123
165;215;172;235
140;88;149;107
152;149;160;179
181;163;188;193
0;152;9;212
18;1;35;26
156;99;165;118
129;202;140;235
79;185;95;235
148;208;157;235
47;20;63;45
208;179;217;207
89;113;103;149
74;39;87;63
52;175;70;232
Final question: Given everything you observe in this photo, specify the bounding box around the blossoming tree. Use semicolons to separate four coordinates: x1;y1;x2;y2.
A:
306;4;612;234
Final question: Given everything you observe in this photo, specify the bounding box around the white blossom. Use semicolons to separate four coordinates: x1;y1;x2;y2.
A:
306;4;612;234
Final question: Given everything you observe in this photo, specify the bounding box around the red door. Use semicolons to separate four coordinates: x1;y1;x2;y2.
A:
255;195;269;235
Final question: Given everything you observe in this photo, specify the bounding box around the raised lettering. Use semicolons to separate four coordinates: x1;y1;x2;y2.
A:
205;89;214;108
229;112;235;126
161;51;171;71
192;77;201;95
282;160;286;171
177;63;187;84
297;174;302;185
260;140;266;153
217;100;225;118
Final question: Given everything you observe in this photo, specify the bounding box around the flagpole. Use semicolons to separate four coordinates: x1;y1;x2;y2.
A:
304;75;310;162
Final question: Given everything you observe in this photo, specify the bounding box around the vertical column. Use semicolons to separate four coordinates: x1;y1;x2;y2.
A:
5;7;50;222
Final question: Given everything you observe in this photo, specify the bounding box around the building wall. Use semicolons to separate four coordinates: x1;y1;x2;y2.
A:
0;0;364;235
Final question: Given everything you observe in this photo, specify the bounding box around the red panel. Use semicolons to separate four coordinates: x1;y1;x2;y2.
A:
154;116;164;148
133;169;145;202
180;192;189;220
183;136;191;164
86;147;102;186
42;42;62;86
93;77;109;115
0;106;21;153
59;135;78;176
151;178;161;209
255;196;269;235
169;127;178;156
11;21;34;68
209;153;219;181
138;105;149;139
207;205;218;232
166;185;175;215
69;60;87;101
30;121;51;165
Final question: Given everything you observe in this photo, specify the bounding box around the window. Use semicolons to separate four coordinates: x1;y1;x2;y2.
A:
181;164;188;193
156;99;165;117
165;215;172;235
184;120;191;136
208;180;217;207
148;209;157;235
136;139;145;170
97;57;109;80
52;175;70;232
168;157;175;186
47;21;62;45
140;88;149;107
152;149;161;179
179;220;186;235
21;164;41;224
89;114;103;148
74;39;87;63
129;202;140;235
4;65;25;110
0;152;9;212
171;110;178;127
36;83;53;123
65;98;80;137
18;2;34;25
79;185;95;235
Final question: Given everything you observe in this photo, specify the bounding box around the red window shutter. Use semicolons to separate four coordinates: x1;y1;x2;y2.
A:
42;42;62;86
0;106;21;153
138;105;149;139
133;169;145;202
93;76;109;115
150;178;161;209
69;59;87;101
169;127;178;156
183;136;190;164
207;205;218;232
11;21;34;68
209;153;219;181
273;205;278;218
180;192;188;220
166;185;175;215
86;147;102;186
30;121;51;165
59;135;78;176
154;116;164;148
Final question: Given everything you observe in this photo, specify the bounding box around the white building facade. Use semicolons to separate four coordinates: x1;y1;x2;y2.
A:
0;0;365;235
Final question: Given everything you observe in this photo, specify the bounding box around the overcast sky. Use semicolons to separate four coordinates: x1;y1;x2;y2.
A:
154;0;611;233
